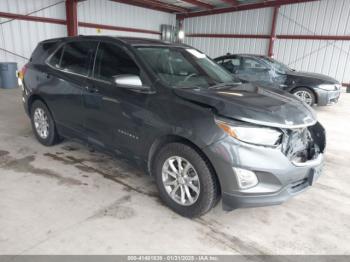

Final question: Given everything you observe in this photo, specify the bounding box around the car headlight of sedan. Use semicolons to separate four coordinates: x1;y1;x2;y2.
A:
215;117;283;147
318;84;338;91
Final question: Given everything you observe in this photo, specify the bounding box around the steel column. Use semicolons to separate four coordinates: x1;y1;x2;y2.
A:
65;0;78;36
268;6;279;58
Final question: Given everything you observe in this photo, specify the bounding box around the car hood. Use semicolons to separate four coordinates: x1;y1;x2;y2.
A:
287;70;339;84
174;84;317;128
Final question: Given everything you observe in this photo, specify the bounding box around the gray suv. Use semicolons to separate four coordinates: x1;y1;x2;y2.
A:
21;36;325;217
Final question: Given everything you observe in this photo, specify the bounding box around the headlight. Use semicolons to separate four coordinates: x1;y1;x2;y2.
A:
215;117;283;146
318;84;337;91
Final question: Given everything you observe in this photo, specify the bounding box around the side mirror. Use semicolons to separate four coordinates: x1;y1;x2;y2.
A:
114;75;149;91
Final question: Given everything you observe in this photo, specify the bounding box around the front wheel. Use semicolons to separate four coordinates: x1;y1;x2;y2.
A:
292;87;316;106
154;143;220;218
30;100;60;146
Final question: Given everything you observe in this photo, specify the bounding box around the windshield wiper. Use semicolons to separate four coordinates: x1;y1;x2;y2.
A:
208;81;242;89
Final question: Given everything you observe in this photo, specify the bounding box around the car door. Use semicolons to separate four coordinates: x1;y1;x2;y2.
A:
45;40;97;137
83;41;151;157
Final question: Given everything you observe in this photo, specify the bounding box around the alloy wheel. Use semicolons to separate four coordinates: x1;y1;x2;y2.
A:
294;90;313;105
33;107;49;139
161;156;200;206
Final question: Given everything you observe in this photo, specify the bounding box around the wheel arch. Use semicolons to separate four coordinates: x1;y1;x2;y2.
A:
147;135;221;195
28;94;47;114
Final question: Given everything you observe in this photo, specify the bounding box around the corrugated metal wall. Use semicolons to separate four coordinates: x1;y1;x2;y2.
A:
78;0;175;38
184;8;272;58
275;0;350;83
184;0;350;84
0;0;66;68
0;0;175;69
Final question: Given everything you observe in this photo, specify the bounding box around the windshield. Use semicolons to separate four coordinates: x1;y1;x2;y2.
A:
136;46;234;88
262;57;291;73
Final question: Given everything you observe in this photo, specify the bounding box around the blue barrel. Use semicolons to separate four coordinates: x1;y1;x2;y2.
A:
0;62;18;89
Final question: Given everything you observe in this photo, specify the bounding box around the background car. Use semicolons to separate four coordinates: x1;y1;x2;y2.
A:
214;54;342;106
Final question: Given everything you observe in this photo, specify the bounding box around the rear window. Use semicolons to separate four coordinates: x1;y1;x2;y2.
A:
48;41;97;76
30;40;59;63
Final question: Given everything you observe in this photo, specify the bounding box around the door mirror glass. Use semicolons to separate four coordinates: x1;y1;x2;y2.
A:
114;75;148;90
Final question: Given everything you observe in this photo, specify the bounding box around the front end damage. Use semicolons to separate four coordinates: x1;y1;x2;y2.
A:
282;122;326;166
203;121;326;210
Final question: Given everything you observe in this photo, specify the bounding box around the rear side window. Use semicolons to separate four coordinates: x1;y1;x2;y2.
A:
94;42;140;82
49;41;97;76
30;40;59;64
49;47;63;68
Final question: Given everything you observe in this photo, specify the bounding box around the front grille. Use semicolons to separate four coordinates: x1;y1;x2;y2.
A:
281;122;326;163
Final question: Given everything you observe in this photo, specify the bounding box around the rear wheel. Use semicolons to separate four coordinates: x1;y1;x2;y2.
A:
292;87;315;106
30;100;60;146
154;143;219;218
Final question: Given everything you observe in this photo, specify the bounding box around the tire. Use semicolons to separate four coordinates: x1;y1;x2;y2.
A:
153;142;220;218
292;87;316;106
30;100;60;146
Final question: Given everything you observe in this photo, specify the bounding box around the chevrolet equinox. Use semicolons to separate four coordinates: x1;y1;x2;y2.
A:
21;36;326;217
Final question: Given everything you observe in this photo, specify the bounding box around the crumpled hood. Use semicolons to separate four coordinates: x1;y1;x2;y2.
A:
287;70;339;84
174;83;317;128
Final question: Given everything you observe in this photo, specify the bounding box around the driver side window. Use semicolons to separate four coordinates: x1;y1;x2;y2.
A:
94;42;140;82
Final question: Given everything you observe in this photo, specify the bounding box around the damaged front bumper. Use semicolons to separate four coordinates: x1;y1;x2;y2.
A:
203;122;325;210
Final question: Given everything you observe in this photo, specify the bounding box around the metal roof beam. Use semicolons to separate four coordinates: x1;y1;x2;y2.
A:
111;0;189;13
180;0;215;10
217;0;239;6
178;0;320;18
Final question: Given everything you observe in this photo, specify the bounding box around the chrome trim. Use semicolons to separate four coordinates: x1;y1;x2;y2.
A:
233;116;317;129
292;153;323;167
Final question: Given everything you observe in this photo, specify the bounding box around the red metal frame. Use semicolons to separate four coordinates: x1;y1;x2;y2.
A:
180;0;214;10
186;33;350;42
278;35;350;41
0;11;160;36
186;33;270;39
65;0;78;36
0;11;66;25
178;0;319;18
268;5;279;57
111;0;189;13
79;22;160;35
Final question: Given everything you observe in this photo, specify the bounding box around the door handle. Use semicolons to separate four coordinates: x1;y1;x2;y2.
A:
85;85;99;93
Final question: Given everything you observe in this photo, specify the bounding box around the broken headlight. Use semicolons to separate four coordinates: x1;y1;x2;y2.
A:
215;117;283;147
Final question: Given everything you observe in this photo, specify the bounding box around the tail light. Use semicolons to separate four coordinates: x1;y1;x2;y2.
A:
18;63;28;81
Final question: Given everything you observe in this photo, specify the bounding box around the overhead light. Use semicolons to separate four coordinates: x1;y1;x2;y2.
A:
178;30;185;40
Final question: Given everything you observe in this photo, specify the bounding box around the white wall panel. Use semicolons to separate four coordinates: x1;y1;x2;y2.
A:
0;0;66;19
0;0;66;69
0;0;175;70
184;0;350;83
185;37;269;58
184;7;273;35
78;27;160;39
275;0;350;83
78;0;176;37
183;7;273;58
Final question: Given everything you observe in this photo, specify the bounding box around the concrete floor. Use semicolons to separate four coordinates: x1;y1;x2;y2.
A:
0;88;349;255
